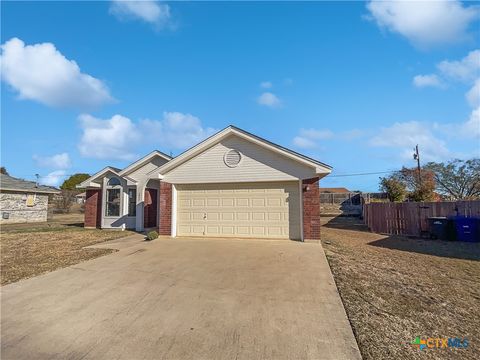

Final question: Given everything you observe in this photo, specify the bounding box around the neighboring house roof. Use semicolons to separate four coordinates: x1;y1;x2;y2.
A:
148;125;332;178
319;187;351;193
0;174;60;194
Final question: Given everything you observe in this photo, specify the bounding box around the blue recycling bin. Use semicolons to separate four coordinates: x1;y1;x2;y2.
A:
450;217;480;242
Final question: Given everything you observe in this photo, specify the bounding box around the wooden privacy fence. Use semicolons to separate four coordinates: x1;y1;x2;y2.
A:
363;201;480;237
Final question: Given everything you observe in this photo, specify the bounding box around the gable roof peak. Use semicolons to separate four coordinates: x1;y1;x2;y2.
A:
147;124;332;177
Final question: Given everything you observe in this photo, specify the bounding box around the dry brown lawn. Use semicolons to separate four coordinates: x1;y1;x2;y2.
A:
321;216;480;360
1;214;134;285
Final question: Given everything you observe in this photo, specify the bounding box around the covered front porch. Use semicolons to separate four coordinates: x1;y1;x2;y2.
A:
84;176;161;232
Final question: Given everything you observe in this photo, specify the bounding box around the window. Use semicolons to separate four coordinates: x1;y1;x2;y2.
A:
105;177;121;217
26;194;36;207
107;177;121;186
106;189;121;217
128;188;136;216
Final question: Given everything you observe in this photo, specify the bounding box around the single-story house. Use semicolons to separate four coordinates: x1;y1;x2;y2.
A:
0;174;60;224
75;192;86;204
77;126;332;240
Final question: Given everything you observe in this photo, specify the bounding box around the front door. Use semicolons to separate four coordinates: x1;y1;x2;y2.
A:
144;188;158;228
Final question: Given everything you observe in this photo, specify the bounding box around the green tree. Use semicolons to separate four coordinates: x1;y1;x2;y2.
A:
425;159;480;200
60;173;90;190
379;177;406;202
0;167;9;175
395;167;437;202
379;167;436;202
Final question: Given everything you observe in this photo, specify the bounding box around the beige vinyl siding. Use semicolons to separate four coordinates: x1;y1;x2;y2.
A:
162;135;316;184
176;182;301;240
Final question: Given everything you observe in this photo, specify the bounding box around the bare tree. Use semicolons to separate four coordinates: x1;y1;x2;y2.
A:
425;159;480;200
54;190;76;213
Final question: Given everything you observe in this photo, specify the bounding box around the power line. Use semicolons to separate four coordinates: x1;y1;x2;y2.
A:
328;170;397;177
12;169;400;179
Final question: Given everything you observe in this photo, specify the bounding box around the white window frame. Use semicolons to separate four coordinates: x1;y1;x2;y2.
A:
105;177;122;218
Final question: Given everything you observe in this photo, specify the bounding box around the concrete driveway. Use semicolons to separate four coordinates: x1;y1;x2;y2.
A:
1;236;361;360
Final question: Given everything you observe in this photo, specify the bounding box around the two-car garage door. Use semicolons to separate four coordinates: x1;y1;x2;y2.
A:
176;182;300;239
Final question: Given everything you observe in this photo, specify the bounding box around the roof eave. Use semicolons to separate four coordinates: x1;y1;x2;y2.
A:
77;167;120;189
0;187;60;194
119;150;173;176
148;125;332;178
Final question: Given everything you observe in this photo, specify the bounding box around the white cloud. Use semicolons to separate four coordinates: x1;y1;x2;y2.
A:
139;112;217;149
299;128;334;140
437;50;480;83
369;121;450;162
466;79;480;108
78;112;216;161
110;0;171;27
413;51;479;138
462;107;480;138
33;153;71;169
0;38;114;109
413;74;445;88
257;92;281;108
366;0;479;47
341;129;364;140
40;170;67;187
436;51;479;137
78;114;142;161
260;81;272;89
293;136;317;149
293;128;334;149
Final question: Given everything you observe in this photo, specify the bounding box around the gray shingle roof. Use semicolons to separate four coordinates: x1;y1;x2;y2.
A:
0;174;60;194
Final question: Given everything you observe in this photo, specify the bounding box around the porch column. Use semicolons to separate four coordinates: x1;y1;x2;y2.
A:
135;181;146;232
159;181;172;236
85;189;102;228
302;177;321;240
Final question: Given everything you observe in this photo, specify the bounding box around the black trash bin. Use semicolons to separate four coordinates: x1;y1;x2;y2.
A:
428;217;456;240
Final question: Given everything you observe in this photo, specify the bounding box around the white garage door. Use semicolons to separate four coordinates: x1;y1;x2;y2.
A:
176;182;300;239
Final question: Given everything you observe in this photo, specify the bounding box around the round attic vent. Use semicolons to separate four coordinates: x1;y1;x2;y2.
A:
224;149;242;168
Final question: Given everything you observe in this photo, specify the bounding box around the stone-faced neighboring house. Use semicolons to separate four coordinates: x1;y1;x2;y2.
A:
78;126;332;241
0;174;60;224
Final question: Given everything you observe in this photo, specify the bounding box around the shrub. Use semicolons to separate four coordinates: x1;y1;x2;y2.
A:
146;231;159;241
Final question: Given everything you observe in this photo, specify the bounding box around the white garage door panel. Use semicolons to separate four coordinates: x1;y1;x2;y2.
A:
176;182;300;239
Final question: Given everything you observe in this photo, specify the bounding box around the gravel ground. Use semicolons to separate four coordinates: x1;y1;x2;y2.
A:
321;216;480;360
1;215;134;285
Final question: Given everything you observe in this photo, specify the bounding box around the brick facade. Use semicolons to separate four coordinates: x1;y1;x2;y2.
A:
302;177;320;240
158;181;172;235
85;189;102;228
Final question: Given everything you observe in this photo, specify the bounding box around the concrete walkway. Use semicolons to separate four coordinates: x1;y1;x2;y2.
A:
1;236;361;360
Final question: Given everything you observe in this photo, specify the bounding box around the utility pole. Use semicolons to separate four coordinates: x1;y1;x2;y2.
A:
413;145;422;186
413;144;425;236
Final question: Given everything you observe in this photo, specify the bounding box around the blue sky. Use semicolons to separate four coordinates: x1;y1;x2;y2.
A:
1;1;479;191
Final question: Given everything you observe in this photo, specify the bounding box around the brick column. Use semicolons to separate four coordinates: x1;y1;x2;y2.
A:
85;189;102;228
302;177;320;240
159;181;172;236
